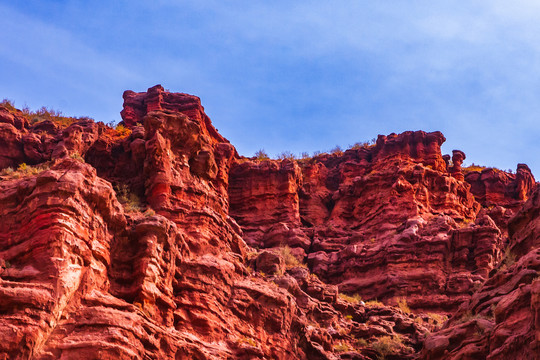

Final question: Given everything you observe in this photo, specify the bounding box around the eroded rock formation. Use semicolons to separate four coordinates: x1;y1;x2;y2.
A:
0;86;538;359
420;186;540;359
229;131;510;312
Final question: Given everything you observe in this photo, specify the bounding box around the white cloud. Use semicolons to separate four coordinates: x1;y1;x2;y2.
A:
1;1;540;174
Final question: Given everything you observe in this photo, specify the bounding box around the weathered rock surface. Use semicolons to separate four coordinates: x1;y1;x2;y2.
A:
229;131;517;312
466;164;535;209
420;185;540;359
0;86;538;359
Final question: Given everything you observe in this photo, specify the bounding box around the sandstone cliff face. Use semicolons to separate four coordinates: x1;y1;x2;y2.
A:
229;131;512;312
0;87;538;359
420;186;540;359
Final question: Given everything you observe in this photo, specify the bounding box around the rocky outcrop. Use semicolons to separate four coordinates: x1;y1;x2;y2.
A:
229;131;502;311
420;185;540;359
465;164;535;208
0;159;126;359
0;105;29;168
464;164;536;238
449;150;466;181
229;159;307;255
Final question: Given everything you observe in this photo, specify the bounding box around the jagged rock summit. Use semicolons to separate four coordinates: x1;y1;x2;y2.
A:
0;85;538;359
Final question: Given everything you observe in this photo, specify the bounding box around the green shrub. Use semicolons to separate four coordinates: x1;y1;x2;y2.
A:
2;100;90;128
309;272;320;280
0;162;50;178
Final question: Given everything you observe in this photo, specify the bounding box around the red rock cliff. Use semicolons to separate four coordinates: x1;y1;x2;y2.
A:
0;87;538;360
420;184;540;359
229;130;511;312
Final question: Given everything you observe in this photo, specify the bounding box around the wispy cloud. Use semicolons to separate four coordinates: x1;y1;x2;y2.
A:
1;1;540;174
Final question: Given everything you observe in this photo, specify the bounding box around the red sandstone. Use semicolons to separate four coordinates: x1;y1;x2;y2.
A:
0;86;538;359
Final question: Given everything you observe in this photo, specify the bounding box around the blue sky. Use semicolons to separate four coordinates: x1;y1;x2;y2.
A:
1;1;540;176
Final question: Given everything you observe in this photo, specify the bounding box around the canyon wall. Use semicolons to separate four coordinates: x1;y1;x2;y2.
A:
0;86;537;359
229;131;535;313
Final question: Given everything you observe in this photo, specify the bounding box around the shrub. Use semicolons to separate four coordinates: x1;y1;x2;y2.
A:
19;162;43;176
0;167;14;176
397;297;411;313
70;152;85;162
0;99;90;127
355;338;368;348
330;145;343;156
339;293;363;304
426;312;448;325
1;99;17;112
371;335;404;359
115;184;142;212
504;248;516;267
1;162;50;178
279;246;305;268
455;311;492;324
143;208;156;217
277;151;296;161
20;106;87;128
309;273;320;280
333;343;350;352
350;138;376;150
462;163;487;173
456;310;478;324
254;149;270;160
365;299;383;307
115;124;131;137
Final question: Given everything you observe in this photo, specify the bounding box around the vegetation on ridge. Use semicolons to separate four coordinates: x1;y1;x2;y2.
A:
1;99;92;128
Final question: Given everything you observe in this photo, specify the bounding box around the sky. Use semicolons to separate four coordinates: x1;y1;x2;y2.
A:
1;1;540;176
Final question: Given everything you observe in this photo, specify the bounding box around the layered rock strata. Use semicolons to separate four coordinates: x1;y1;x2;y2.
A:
229;131;531;312
0;86;538;359
420;186;540;359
